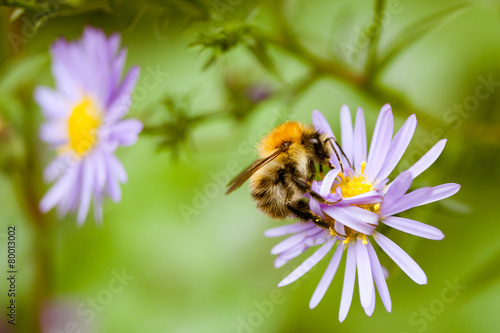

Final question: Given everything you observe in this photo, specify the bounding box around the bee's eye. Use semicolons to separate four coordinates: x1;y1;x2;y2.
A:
309;138;319;145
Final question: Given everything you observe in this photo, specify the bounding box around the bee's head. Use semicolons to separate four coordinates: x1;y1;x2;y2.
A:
306;132;333;165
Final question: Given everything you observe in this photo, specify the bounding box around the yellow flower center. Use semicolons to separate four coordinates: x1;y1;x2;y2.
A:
329;161;381;245
334;162;374;197
67;98;101;155
342;228;368;247
332;162;380;214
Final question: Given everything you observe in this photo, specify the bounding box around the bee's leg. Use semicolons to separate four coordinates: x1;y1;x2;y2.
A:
287;201;330;229
309;190;342;205
293;177;342;205
307;160;317;184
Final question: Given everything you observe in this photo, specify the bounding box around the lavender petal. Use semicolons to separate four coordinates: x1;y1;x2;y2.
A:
383;171;413;206
374;232;427;284
380;187;433;217
309;198;325;219
92;150;107;193
34;86;70;118
274;243;308;268
340;105;354;163
319;169;341;196
407;139;447;179
109;119;143;147
353;107;367;173
40;121;68;145
105;161;122;202
366;104;394;182
420;183;461;206
312;109;343;171
367;241;391;312
376;114;417;181
338;190;383;205
356;239;374;310
56;164;82;218
339;243;357;322
271;233;308;255
39;168;76;213
43;154;71;183
278;239;336;287
264;223;314;238
364;280;376;316
50;40;81;100
107;154;128;183
312;109;335;138
310;244;344;309
76;157;95;225
323;205;378;235
383;216;444;240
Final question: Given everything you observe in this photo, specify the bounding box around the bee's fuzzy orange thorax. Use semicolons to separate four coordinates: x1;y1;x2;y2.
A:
257;121;314;158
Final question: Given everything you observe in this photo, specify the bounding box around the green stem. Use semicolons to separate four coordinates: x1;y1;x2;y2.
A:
257;12;440;130
0;10;8;63
282;72;320;109
253;0;449;130
364;0;385;85
188;110;226;125
18;93;50;333
141;109;227;135
0;0;49;11
377;3;467;74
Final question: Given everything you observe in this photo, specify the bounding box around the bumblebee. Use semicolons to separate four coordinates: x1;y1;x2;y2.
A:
226;121;346;229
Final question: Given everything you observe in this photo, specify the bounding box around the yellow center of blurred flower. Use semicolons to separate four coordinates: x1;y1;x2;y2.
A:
68;98;101;155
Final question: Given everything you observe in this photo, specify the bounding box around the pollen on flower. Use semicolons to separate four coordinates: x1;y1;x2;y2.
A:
342;227;368;247
330;160;380;241
68;98;101;155
334;161;374;198
361;234;368;245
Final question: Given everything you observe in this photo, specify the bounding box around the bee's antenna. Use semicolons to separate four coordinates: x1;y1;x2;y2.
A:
325;138;344;173
324;137;352;172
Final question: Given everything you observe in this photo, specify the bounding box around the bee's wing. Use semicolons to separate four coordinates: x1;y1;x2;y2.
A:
225;148;284;194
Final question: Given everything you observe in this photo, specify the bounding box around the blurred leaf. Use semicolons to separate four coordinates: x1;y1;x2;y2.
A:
0;54;48;93
439;198;471;215
33;14;50;32
0;0;41;11
9;7;24;22
190;21;252;69
246;38;282;81
378;3;469;71
463;243;500;301
0;94;24;127
143;98;193;158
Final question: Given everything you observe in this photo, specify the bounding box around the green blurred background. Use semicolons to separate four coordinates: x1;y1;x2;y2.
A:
1;0;500;332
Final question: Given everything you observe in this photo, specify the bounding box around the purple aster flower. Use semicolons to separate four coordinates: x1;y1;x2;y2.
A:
265;104;460;321
36;27;142;224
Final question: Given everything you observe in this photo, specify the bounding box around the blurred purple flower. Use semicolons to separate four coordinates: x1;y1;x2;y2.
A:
245;84;272;104
42;297;94;333
36;27;142;224
265;104;460;321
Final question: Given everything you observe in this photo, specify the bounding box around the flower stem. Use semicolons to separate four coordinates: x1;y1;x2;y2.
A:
255;1;440;130
0;0;44;11
17;92;51;333
364;0;386;86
